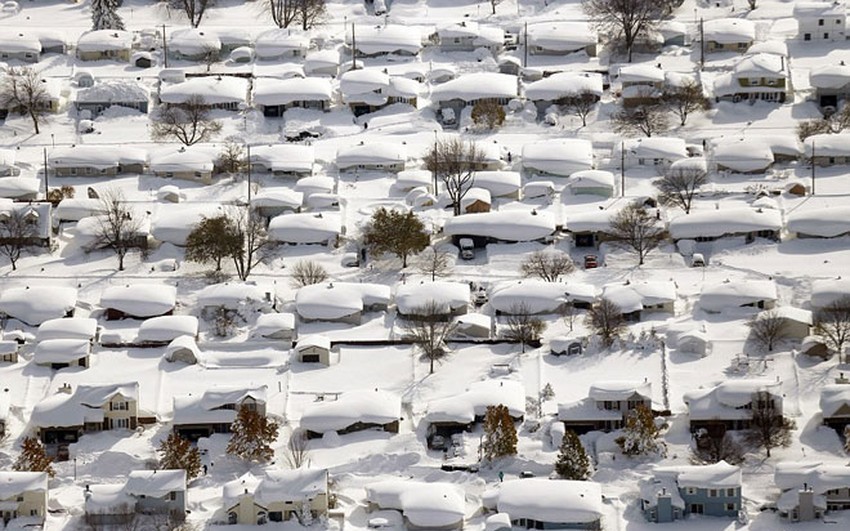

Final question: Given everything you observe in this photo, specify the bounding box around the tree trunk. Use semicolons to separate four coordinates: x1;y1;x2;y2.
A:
118;251;125;271
31;111;39;134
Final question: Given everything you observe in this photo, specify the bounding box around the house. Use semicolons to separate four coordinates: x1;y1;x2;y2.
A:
471;171;521;199
339;69;391;115
668;207;782;243
100;284;177;320
0;31;42;62
0;201;52;248
489;279;596;315
761;133;804;163
618;63;665;107
386;76;422;107
305;49;340;77
802;335;831;358
774;461;850;521
564;208;618;248
253;77;334;117
167;28;221;61
524;72;603;119
75;80;150;117
255;29;310;60
698;280;778;313
622;137;688;169
431;73;518;127
526;21;597;57
149;146;216;184
683;378;783;434
452;313;492;339
55;197;108;225
676;329;710;356
293;335;330;365
714;53;790;104
50;146;147;176
0;150;20;177
435;22;503;55
494;479;603;531
159;76;249;111
136;315;199;347
794;2;847;42
444;210;557;248
568;170;615;198
77;30;133;61
195;282;274;318
365;481;465;530
0;341;18;364
85;469;187;525
755;306;812;340
0;177;38;201
640;462;742;522
33;338;91;369
703;18;755;53
395;281;470;320
37;317;98;343
337;143;407;173
31;382;145;447
299;389;401;439
164;336;201;365
250;144;314;177
351;25;422;57
222;468;329;525
522;139;594;177
0;286;76;326
172;386;268;441
809;63;850;109
268;212;342;246
820;384;850;434
558;380;653;434
215;28;252;56
811;279;850;309
791;205;850;239
254;313;296;343
0;471;48;526
0;389;10;435
461;187;491;213
295;282;389;324
601;281;677;319
805;133;850;166
251;190;303;219
712;138;775;173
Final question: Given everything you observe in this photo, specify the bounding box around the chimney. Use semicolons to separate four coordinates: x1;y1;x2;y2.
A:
58;383;72;394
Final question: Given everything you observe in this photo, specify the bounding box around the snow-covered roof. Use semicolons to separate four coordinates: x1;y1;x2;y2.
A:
471;171;522;197
196;282;271;309
76;80;150;104
32;383;136;427
733;52;787;78
712;139;774;172
430;73;518;103
250;144;314;173
0;472;48;499
625;137;688;161
396;170;432;191
294;334;330;352
811;279;850;308
617;63;665;84
526;21;596;51
564;209;616;233
653;461;742;489
33;338;91;364
805;133;850;157
55;197;107;222
0;177;38;199
253;77;333;105
684;379;782;420
775;461;850;501
36;317;98;342
164;335;201;363
49;146;147;169
762;306;812;325
437;21;503;45
305;49;340;71
522;139;593;176
462;187;491;208
77;30;133;52
570;170;615;191
160;76;248;105
125;470;186;497
444;210;556;242
524;72;603;100
255;468;327;505
172;386;267;425
295;283;364;320
150;204;214;246
149;146;217;173
100;284;177;318
489;279;596;314
255;312;295;337
365;481;465;529
698;280;778;312
558;397;623;422
820;384;850;418
251;189;303;211
793;1;846;18
84;483;134;515
168;27;221;56
395;281;469;315
703;18;756;43
668;208;782;240
0;286;77;326
0;31;41;53
423;378;526;422
337;143;407;168
747;40;788;57
497;479;603;524
299;389;400;433
353;25;422;55
340;68;390;98
589;380;652;402
137;315;198;343
810;63;850;89
255;29;309;58
268;212;342;244
790;205;850;237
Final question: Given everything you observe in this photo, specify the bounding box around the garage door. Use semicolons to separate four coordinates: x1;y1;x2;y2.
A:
301;354;320;363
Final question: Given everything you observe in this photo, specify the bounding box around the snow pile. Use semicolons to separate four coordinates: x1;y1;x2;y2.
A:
299;389;400;434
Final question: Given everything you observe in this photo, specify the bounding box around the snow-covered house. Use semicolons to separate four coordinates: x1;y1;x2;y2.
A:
250;144;314;177
150;146;216;184
77;30;133;61
149;203;213;246
754;306;812;340
31;382;144;446
683;378;783;434
159;76;249;111
712;138;775;173
299;389;400;439
0;177;38;201
351;25;422;57
295;282;390;324
444;210;557;248
820;384;850;434
100;284;177;320
522;139;594;177
809;63;850;109
172;386;267;441
640;462;742;522
395;281;469;320
602;281;677;319
366;481;465;530
524;72;603;118
85;470;187;525
0;286;76;326
811;279;850;309
268;212;341;246
489;279;597;315
704;18;755;53
623;137;688;169
668;207;781;243
253;77;334;117
293;334;330;365
461;187;491;213
0;201;52;248
435;22;503;55
0;472;48;526
254;313;295;343
471;171;522;199
164;336;201;365
714;53;790;104
617;63;665;107
698;280;778;313
305;49;340;77
805;133;850;166
493;479;603;530
50;146;147;176
0;341;18;364
0;31;42;62
526;21;598;57
222;468;329;525
567;170;615;198
36;317;97;343
251;190;303;219
794;2;847;42
33;338;90;369
558;380;653;434
339;69;391;116
337;143;407;173
135;315;199;347
774;461;850;521
167;28;221;61
255;29;310;60
75;80;150;117
430;73;518;126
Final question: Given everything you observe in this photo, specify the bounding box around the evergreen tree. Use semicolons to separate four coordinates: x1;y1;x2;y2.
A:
481;404;518;461
158;432;202;480
13;437;55;477
616;404;666;457
91;0;125;31
554;430;592;480
362;207;429;268
226;407;279;463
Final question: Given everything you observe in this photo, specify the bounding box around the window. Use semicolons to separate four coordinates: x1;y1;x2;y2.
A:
170;492;176;501
30;510;38;516
727;488;737;497
825;33;830;39
603;401;620;410
738;42;748;49
685;487;697;495
819;19;825;26
111;401;128;411
228;512;237;525
16;496;23;502
725;503;737;511
709;489;718;497
114;418;129;429
804;33;812;41
690;504;704;514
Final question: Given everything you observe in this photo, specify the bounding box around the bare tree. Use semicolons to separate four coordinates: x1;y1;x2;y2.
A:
663;80;709;126
284;430;310;468
608;203;667;265
747;310;787;352
586;298;626;348
503;303;546;353
814;296;850;363
612;103;669;137
170;0;211;27
490;0;504;14
745;404;795;458
583;0;661;62
294;0;326;30
747;0;757;10
227;207;269;281
0;67;51;134
215;140;247;175
290;260;328;288
423;138;485;216
415;246;453;281
560;92;599;127
95;189;143;271
690;432;745;465
471;100;506;129
403;300;457;374
150;95;223;146
269;0;297;28
0;208;39;271
520;249;576;282
797;118;832;141
200;44;220;72
655;165;708;214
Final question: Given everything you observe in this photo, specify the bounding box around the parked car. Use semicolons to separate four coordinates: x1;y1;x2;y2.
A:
473;287;488;305
584;254;598;269
459;238;475;260
691;253;706;267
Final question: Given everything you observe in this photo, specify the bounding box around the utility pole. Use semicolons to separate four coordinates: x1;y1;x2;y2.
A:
699;18;705;71
162;24;168;68
42;147;49;199
246;144;252;204
350;23;357;71
523;21;528;69
811;140;816;195
432;131;438;195
620;141;625;197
